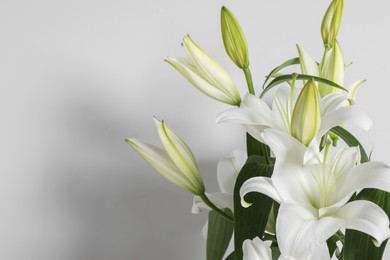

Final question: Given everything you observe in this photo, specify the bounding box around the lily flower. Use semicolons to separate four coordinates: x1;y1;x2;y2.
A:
126;117;205;195
166;35;241;106
216;83;371;154
240;129;390;259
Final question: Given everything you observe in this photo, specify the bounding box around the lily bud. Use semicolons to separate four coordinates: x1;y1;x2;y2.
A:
321;0;343;46
166;35;241;106
221;6;249;69
319;40;344;97
291;79;321;146
126;118;205;195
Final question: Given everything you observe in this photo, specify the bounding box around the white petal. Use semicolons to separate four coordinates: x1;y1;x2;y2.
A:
297;44;320;77
217;94;275;127
348;80;366;100
336;200;390;246
192;192;233;213
276;203;337;259
335;161;390;202
318;106;373;137
320;92;348;116
243;237;272;260
240;177;282;206
126;138;195;193
217;150;247;193
262;129;307;165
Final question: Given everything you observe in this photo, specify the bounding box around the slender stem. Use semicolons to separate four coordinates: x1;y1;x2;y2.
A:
199;193;234;223
243;67;255;95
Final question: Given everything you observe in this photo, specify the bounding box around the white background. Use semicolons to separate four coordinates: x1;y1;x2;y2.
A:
1;0;390;259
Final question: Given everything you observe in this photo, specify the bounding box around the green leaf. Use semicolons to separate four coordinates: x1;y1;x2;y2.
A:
233;155;274;260
326;231;343;258
260;73;347;98
207;208;234;260
225;251;235;260
246;133;271;160
262;57;300;89
343;189;390;260
271;246;281;260
330;126;369;163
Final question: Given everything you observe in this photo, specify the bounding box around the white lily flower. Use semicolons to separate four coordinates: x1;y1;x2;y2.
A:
240;129;390;259
166;35;241;105
216;86;371;152
126;117;205;195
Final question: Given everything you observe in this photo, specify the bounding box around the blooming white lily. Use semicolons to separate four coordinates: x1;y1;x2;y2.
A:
126;117;205;195
240;129;390;259
166;35;241;105
216;84;371;154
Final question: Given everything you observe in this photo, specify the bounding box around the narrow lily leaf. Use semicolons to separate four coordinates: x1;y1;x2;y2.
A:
246;133;271;160
225;251;235;260
233;155;274;260
262;57;300;89
260;73;347;98
271;246;281;260
343;189;390;260
207;208;234;260
330;126;369;163
326;232;342;258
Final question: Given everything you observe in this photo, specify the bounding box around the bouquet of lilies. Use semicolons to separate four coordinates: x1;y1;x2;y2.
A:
127;1;390;259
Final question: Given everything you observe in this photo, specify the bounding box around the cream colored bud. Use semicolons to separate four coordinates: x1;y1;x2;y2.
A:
125;118;205;195
321;0;343;46
221;6;249;69
166;36;241;106
291;79;321;146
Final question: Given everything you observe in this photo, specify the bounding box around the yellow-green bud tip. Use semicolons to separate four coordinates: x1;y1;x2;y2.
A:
321;0;343;46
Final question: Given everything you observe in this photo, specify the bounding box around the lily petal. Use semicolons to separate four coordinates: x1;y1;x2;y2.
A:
217;150;246;193
318;106;373;137
337;200;390;246
240;176;282;206
297;44;320;77
335;161;390;203
243;237;272;260
192;192;233;213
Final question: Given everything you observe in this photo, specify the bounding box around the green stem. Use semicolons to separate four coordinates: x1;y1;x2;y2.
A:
199;193;234;223
243;67;255;95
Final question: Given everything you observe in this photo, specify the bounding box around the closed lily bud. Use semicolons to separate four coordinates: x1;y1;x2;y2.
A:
166;36;241;106
126;118;205;195
291;79;321;146
321;0;343;46
319;40;344;97
221;6;249;69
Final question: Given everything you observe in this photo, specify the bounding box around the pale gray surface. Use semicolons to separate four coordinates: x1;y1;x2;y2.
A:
1;0;390;259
